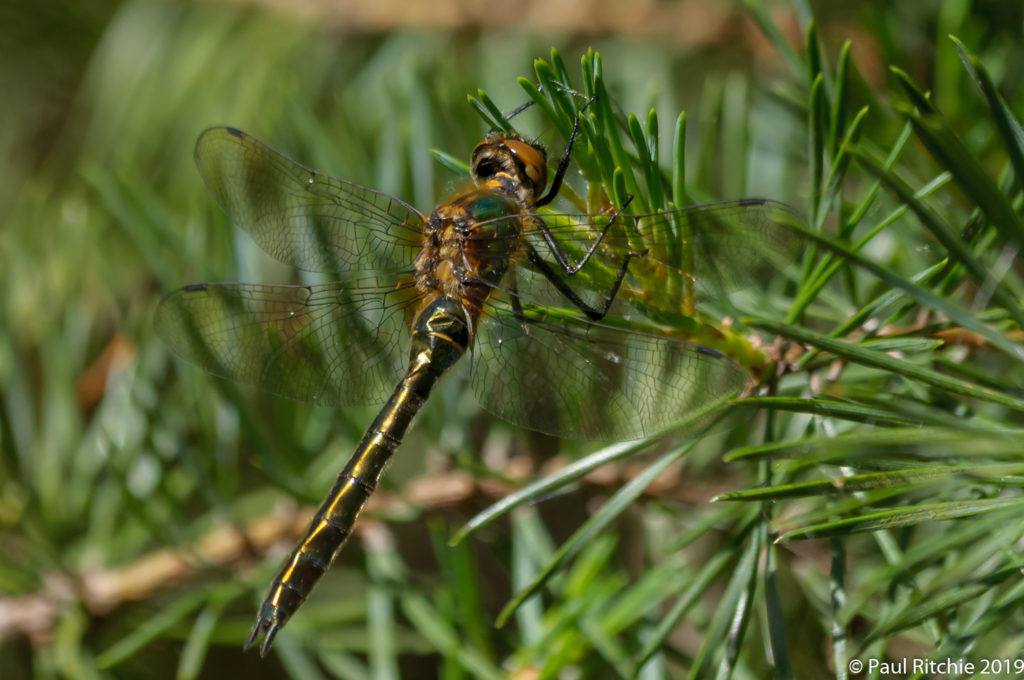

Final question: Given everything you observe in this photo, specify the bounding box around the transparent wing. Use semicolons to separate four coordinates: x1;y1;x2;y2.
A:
195;127;427;275
512;198;804;301
155;278;416;406
470;300;750;441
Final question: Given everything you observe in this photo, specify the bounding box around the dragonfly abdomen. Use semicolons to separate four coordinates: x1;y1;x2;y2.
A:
246;296;472;655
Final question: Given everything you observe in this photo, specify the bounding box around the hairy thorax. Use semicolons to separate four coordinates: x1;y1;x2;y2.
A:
414;178;530;315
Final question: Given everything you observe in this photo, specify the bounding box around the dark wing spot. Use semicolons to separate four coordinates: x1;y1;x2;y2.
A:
696;345;725;359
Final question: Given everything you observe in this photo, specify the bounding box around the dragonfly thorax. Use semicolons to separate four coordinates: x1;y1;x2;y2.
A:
414;185;527;320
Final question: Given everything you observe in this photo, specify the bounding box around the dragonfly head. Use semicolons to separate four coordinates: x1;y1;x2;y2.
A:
470;133;548;201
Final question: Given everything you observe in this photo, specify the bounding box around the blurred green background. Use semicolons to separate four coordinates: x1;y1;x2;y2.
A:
4;0;1024;678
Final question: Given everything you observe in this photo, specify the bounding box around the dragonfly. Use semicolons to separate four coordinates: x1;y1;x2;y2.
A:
155;111;802;655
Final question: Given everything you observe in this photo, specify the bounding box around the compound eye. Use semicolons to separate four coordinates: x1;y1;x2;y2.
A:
504;140;547;194
470;139;489;162
471;142;501;181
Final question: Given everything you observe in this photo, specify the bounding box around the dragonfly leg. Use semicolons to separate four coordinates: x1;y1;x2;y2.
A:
502;99;535;122
504;84;590;124
504;270;530;324
526;241;646;321
536;194;635;276
536;95;596;207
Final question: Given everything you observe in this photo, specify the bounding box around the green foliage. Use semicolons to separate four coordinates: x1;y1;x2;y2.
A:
4;1;1024;678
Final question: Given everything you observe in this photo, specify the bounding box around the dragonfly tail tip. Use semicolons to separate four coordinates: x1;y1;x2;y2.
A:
243;614;280;656
243;619;261;653
260;623;280;657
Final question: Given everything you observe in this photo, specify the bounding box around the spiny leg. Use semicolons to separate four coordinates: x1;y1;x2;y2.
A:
535;195;635;275
503;99;535;122
526;240;646;321
503;83;592;125
526;94;637;276
536;94;597;208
